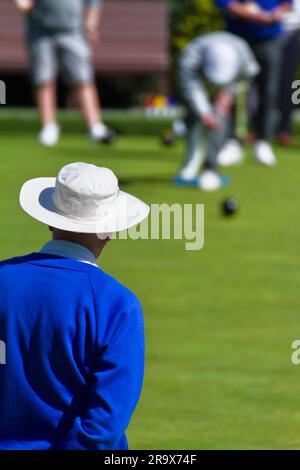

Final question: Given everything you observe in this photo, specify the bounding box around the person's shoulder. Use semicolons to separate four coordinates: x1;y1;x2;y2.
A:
87;266;141;308
207;31;235;42
0;253;37;270
188;31;227;50
224;31;247;45
214;31;249;50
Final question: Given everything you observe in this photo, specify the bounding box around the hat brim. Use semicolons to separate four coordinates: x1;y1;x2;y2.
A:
20;178;150;234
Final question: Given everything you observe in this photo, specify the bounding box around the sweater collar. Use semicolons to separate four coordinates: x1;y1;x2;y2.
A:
40;240;98;267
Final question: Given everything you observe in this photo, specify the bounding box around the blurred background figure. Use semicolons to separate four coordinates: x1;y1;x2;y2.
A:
214;0;292;166
175;32;259;191
276;0;300;146
14;0;114;146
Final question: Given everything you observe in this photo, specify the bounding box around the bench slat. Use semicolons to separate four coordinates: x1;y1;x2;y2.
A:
0;0;169;74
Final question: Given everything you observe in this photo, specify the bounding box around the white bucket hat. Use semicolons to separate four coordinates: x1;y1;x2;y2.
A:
203;42;240;86
19;162;150;234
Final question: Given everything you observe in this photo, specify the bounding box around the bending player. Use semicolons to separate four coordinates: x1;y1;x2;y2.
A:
175;31;259;191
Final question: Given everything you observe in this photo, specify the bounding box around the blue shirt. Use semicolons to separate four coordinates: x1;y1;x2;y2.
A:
0;243;144;450
215;0;292;40
40;240;99;267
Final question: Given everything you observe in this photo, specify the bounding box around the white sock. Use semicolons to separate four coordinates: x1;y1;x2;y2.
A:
39;122;60;146
42;122;59;131
43;121;58;129
89;122;108;139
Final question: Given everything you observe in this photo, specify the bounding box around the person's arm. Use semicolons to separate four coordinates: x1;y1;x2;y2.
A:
235;37;260;80
84;0;103;43
13;0;34;14
182;73;220;130
214;0;274;24
179;45;220;130
272;2;292;22
214;89;234;116
55;297;145;450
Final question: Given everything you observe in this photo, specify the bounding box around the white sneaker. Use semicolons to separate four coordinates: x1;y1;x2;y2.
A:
179;166;199;182
217;139;244;167
178;149;204;181
39;123;60;147
89;122;117;144
172;119;187;137
198;170;222;191
89;122;109;140
254;140;277;166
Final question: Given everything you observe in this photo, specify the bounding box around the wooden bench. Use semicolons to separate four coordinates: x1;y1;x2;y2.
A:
0;0;169;76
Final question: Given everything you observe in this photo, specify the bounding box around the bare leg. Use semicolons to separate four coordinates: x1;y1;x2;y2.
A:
75;82;102;127
36;82;57;125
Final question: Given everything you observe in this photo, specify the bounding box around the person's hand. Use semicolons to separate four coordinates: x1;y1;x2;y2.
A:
201;113;220;131
14;0;34;14
214;90;234;116
229;2;274;24
272;5;288;22
253;10;274;24
85;8;100;44
245;4;274;25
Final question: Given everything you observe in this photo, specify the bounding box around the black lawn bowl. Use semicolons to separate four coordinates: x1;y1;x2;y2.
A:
161;129;177;147
221;198;239;216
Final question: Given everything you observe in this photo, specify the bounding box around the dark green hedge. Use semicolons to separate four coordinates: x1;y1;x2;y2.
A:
0;110;175;136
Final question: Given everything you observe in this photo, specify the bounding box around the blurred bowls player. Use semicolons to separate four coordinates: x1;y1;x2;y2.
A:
214;0;292;165
175;32;259;191
14;0;114;146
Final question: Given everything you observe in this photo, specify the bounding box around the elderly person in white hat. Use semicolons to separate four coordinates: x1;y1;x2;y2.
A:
175;31;259;191
0;162;149;450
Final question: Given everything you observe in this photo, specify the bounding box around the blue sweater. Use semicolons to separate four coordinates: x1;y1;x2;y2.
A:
215;0;292;40
0;253;144;450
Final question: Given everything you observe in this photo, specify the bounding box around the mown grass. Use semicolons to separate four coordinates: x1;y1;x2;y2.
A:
1;112;300;449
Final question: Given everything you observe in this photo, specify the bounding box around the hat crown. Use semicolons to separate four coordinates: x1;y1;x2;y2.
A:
53;163;119;220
